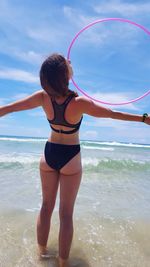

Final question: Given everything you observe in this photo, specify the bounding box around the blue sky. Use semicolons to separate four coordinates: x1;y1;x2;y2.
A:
0;0;150;143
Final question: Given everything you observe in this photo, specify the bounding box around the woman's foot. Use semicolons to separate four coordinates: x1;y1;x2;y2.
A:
38;244;53;259
58;257;69;267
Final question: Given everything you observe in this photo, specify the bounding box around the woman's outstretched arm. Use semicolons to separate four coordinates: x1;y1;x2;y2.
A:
0;90;43;117
77;97;150;125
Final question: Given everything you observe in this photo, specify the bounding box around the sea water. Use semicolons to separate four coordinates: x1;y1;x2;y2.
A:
0;135;150;267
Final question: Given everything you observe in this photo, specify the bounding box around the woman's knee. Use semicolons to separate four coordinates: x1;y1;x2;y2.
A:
59;208;73;225
41;201;54;216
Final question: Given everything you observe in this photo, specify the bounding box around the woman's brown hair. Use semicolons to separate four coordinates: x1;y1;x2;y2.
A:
40;53;77;97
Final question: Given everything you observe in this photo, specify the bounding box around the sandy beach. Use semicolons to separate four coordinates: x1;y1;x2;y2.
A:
0;136;150;267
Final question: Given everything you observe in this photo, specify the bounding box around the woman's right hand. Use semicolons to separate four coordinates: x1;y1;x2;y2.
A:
145;115;150;125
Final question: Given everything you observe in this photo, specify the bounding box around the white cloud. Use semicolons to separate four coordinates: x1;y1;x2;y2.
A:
15;50;43;65
0;68;38;83
83;117;140;129
0;94;33;106
63;6;106;46
0;1;69;64
0;97;10;105
0;0;18;23
27;110;45;118
0;124;49;137
63;6;97;27
63;4;147;49
82;91;140;111
92;0;150;16
27;26;68;45
0;114;14;121
0;37;44;65
12;93;29;101
82;116;150;143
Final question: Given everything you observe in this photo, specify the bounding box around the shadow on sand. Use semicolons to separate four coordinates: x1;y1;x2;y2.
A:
37;247;91;267
69;257;90;267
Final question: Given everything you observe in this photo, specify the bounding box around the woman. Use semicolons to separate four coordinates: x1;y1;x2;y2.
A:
0;53;149;267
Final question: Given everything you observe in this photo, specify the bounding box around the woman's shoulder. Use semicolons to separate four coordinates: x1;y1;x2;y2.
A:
74;95;93;105
42;90;48;97
42;90;51;101
72;95;94;116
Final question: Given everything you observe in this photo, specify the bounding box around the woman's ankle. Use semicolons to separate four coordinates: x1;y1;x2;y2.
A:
38;244;47;254
58;256;69;267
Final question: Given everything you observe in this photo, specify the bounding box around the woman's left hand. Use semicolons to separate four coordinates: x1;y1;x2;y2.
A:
145;115;150;125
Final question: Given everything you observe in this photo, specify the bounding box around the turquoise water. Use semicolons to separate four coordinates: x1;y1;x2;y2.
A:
0;135;150;267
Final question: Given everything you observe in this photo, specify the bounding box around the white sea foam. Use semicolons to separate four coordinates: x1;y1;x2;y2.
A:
0;154;148;168
0;137;46;142
1;136;149;148
82;157;100;166
25;208;39;212
83;141;150;148
82;157;149;168
82;145;114;151
101;141;150;148
0;154;39;164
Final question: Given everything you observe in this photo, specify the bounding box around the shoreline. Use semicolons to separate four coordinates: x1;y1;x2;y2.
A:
0;134;150;148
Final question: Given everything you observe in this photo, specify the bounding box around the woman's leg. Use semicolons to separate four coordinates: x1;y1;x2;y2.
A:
58;152;82;266
37;156;59;254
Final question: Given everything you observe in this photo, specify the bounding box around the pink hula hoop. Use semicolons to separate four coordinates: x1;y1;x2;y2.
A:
67;18;150;105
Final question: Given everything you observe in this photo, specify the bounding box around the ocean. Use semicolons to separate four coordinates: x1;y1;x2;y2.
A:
0;135;150;267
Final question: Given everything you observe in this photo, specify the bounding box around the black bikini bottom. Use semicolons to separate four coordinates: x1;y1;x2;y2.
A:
44;141;80;171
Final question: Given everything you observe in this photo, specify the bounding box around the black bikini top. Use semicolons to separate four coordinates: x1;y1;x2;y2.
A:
47;94;83;134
